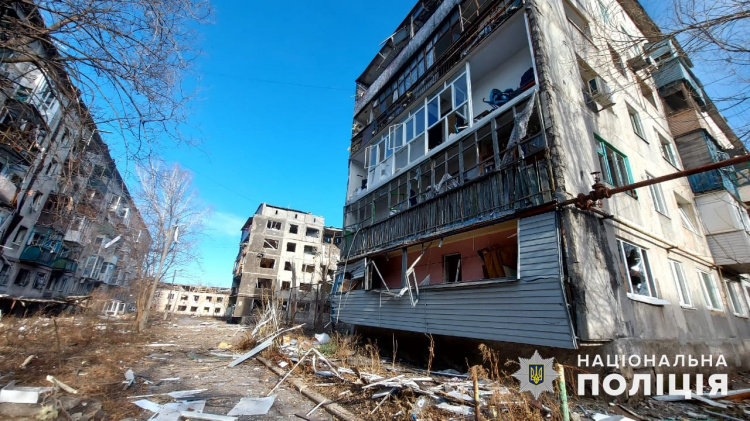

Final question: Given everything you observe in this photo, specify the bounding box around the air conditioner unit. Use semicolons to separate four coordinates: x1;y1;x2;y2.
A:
627;55;654;72
587;77;615;109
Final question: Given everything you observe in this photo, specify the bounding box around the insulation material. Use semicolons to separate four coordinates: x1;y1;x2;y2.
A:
354;0;463;116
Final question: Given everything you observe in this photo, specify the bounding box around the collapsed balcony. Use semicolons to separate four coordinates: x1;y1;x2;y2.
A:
332;211;576;349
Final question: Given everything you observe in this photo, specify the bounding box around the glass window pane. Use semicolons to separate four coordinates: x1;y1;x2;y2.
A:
428;98;439;126
415;107;425;136
453;74;467;107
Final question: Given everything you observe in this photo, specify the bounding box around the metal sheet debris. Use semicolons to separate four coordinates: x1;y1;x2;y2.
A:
226;396;276;416
0;380;53;404
167;389;208;399
151;400;205;421
178;411;236;421
133;399;163;413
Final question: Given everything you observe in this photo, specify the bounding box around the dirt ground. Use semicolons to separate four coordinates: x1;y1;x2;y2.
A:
133;315;332;420
3;312;750;420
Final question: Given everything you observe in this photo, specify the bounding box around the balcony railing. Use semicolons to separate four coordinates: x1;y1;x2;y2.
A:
344;149;554;258
688;168;741;199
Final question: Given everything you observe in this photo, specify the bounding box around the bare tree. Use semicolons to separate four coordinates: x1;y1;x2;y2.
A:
1;0;210;161
665;0;750;140
135;162;209;332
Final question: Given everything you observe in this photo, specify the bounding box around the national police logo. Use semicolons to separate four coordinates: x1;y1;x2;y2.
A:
512;350;559;399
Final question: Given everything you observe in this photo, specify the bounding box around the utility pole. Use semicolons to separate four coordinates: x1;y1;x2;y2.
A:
139;223;178;332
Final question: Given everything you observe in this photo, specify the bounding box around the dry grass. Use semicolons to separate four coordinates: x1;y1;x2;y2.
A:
0;313;154;419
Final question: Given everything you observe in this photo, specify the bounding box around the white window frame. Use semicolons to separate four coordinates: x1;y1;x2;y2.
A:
698;270;723;311
668;260;692;307
646;173;668;216
656;130;680;168
725;278;748;317
617;240;659;299
675;195;699;233
627;104;646;141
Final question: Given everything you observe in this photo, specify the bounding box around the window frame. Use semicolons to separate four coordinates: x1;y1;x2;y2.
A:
627;104;646;141
646;173;668;216
668;260;692;307
725;278;748;317
656;130;680;169
596;135;634;194
617;239;659;299
698;270;723;311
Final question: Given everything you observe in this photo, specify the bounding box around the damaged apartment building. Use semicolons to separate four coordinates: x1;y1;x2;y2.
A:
332;0;750;369
229;203;341;326
0;2;150;313
154;284;230;318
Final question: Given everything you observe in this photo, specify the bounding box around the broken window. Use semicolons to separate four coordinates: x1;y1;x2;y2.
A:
190;306;198;312
302;264;315;273
181;295;188;301
203;307;210;312
259;258;276;269
638;79;657;108
289;224;299;234
297;303;311;312
217;297;223;303
699;270;723;310
214;308;221;313
478;244;517;279
32;272;47;289
287;242;297;252
165;305;171;311
300;283;312;292
178;305;187;311
0;264;9;285
206;296;212;302
669;260;692;307
263;238;279;249
617;240;657;298
193;295;199;302
281;281;290;291
608;44;627;78
306;228;320;238
12;226;28;245
267;220;282;230
304;245;317;255
443;254;462;283
284;261;293;271
256;278;273;289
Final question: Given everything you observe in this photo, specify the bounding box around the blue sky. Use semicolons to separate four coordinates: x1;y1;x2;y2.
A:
153;1;416;286
135;0;742;287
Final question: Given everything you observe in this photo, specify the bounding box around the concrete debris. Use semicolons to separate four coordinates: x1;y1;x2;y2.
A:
0;380;53;404
226;396;276;416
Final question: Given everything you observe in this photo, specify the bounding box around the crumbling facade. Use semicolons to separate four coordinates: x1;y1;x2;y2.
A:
333;0;750;369
0;2;150;312
154;284;230;318
229;203;341;325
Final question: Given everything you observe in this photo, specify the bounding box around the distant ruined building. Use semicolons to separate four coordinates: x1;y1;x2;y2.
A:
230;203;341;327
